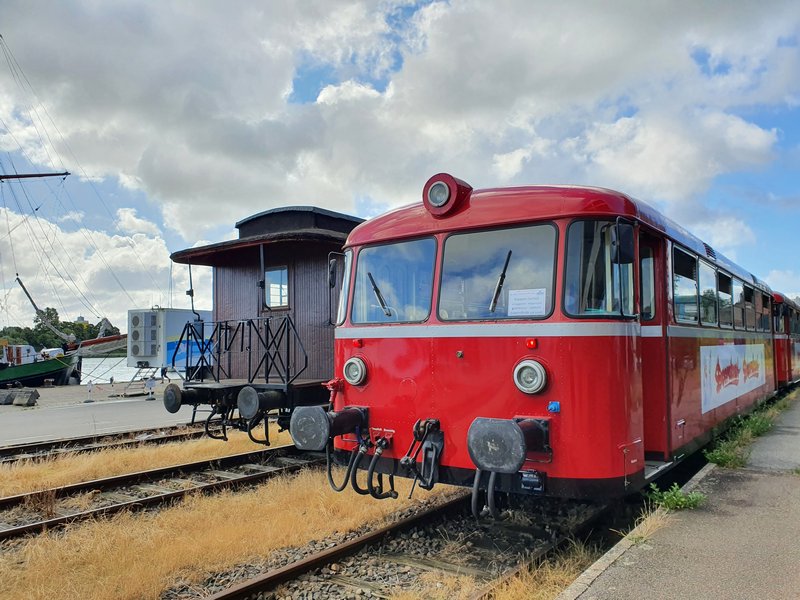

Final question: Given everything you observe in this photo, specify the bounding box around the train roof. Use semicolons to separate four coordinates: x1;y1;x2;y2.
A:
773;292;800;310
346;182;770;292
172;206;363;266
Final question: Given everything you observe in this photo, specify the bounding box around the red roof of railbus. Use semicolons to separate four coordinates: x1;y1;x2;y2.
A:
346;184;769;291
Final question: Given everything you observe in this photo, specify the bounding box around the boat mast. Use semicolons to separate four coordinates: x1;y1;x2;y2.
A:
2;170;75;346
15;277;76;345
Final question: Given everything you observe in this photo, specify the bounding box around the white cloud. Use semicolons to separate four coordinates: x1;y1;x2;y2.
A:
116;208;161;236
58;210;84;223
0;0;798;322
0;208;210;332
691;216;757;261
765;270;800;299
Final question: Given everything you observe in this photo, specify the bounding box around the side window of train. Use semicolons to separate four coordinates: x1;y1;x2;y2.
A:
698;260;717;326
672;247;698;324
774;302;785;333
732;278;745;329
564;220;634;318
743;285;755;330
640;246;655;321
756;292;770;332
718;272;733;327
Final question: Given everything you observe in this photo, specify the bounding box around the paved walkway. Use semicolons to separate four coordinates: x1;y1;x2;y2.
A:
0;381;196;446
561;393;800;600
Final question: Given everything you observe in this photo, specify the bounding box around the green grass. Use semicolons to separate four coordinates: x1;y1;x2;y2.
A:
646;482;705;510
703;392;796;468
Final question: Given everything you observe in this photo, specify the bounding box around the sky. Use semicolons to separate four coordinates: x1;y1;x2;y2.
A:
0;0;798;333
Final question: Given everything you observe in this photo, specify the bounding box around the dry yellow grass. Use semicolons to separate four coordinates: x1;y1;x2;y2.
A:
491;540;600;600
0;427;289;497
0;468;450;600
391;571;479;600
625;504;672;544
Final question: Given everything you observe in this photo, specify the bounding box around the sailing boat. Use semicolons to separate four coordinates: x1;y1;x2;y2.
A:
0;341;77;387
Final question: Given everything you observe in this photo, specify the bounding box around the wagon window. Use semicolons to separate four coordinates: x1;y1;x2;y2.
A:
335;250;352;325
774;302;785;334
265;266;289;308
762;294;772;332
352;238;435;324
755;292;770;332
672;247;698;324
439;224;556;320
698;260;717;326
718;272;733;327
744;285;755;330
564;220;634;317
733;279;745;329
640;246;655;321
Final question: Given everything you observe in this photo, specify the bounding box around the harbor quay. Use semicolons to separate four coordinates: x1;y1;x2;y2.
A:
0;381;196;446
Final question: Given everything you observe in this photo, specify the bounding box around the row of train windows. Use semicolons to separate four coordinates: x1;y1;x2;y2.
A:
672;247;770;330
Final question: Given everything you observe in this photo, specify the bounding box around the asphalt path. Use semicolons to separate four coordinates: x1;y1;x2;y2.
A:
0;397;198;446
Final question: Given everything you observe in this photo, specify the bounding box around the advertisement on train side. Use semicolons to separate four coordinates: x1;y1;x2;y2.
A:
700;344;766;413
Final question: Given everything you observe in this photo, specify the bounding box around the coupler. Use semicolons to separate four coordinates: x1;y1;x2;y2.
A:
467;417;551;519
289;405;368;452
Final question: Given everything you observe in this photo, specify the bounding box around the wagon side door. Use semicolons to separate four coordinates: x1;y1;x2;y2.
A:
639;231;670;461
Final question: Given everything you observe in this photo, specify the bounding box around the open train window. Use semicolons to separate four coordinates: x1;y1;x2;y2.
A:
672;247;698;324
718;272;733;327
698;260;717;326
564;220;634;318
640;246;655;321
774;302;785;334
439;224;556;321
733;279;745;329
744;285;755;330
756;292;770;332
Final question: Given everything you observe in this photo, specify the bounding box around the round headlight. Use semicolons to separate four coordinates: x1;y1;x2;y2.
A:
513;359;547;394
343;357;367;385
427;181;450;207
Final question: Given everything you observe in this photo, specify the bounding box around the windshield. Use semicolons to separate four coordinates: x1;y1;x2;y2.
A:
439;224;556;320
351;238;436;324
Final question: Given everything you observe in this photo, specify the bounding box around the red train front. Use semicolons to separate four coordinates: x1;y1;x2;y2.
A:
291;173;776;508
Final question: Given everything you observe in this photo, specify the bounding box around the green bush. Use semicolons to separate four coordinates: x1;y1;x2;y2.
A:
646;482;705;510
743;414;772;437
703;439;749;468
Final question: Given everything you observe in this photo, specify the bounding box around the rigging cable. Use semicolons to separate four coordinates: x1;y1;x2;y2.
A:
2;158;100;318
5;156;104;316
0;34;142;307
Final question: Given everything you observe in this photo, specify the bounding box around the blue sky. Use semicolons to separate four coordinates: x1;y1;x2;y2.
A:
0;0;798;330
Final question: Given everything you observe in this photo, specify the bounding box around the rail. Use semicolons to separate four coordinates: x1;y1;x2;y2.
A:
171;316;308;386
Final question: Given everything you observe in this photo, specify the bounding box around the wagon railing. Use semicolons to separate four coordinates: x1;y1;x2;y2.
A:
170;316;308;385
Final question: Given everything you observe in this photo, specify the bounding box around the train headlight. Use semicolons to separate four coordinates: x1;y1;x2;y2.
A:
427;181;450;207
513;359;547;394
422;173;473;217
343;356;367;385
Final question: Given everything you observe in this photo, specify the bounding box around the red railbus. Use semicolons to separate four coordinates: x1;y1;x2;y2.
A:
291;174;780;509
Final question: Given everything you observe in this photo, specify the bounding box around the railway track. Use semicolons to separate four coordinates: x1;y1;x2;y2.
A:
189;493;607;600
0;424;207;464
0;444;322;541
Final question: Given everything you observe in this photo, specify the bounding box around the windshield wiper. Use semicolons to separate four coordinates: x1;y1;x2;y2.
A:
488;250;512;313
367;272;392;317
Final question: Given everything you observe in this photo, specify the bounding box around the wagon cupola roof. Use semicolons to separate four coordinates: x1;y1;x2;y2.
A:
171;206;363;266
